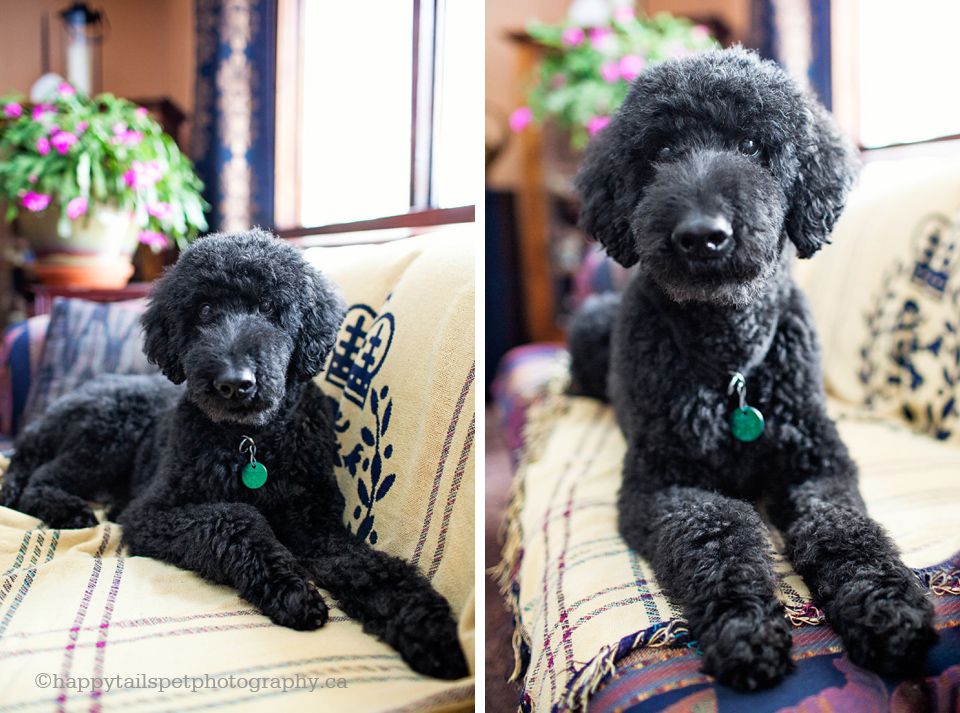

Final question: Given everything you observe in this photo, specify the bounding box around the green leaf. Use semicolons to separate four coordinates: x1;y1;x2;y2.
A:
76;152;91;197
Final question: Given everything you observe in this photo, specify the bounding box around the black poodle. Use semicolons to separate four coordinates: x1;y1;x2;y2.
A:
1;229;468;680
569;48;936;691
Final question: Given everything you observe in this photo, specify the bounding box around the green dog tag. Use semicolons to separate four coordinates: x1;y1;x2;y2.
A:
242;461;268;489
730;406;764;442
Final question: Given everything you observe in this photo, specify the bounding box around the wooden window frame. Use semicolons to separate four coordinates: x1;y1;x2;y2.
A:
273;0;474;243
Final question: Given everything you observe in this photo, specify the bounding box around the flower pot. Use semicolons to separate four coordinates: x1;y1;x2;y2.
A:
16;203;140;288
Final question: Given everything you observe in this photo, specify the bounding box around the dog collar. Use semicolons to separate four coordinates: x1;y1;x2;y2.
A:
239;435;268;488
727;372;764;442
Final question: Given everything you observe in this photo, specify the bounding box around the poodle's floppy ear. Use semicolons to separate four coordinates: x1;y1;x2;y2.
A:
141;279;186;384
785;100;860;259
291;267;347;382
575;128;640;267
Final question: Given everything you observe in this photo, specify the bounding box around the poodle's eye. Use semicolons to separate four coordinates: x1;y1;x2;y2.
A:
657;146;673;160
258;301;274;315
199;303;212;320
738;138;760;157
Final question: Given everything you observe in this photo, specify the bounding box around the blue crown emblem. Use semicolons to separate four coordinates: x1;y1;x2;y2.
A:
910;214;957;298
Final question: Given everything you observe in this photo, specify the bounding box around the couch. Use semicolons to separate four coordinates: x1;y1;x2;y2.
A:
493;167;960;712
0;230;476;712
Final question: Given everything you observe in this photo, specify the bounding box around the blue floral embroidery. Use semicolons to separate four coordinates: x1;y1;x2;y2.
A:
327;304;399;543
859;215;960;441
332;385;395;544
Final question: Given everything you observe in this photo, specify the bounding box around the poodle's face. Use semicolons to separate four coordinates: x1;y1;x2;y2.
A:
141;230;346;427
576;48;858;306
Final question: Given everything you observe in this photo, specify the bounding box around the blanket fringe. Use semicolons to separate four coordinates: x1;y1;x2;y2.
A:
558;619;690;713
496;373;573;687
929;568;960;596
784;601;825;627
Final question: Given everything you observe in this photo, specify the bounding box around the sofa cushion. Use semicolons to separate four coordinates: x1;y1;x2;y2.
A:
500;377;960;712
799;166;960;445
0;315;49;440
307;230;476;634
491;344;569;458
22;297;156;428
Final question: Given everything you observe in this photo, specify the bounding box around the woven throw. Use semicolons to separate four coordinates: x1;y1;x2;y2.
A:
501;382;960;713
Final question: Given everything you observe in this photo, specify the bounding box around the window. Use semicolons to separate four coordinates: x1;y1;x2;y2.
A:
275;0;476;241
855;0;960;149
830;0;960;190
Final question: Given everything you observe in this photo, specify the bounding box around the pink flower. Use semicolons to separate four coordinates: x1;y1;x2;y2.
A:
28;174;37;184
32;103;55;121
600;61;621;83
3;103;21;119
67;196;88;220
121;130;143;146
22;191;51;212
147;201;175;222
36;136;50;155
589;27;614;51
691;25;711;43
123;160;164;190
613;6;635;22
138;230;170;250
619;54;646;81
76;120;88;133
50;131;78;155
58;82;76;97
551;73;567;89
561;27;585;46
111;122;143;146
587;116;611;135
509;107;533;132
135;107;149;118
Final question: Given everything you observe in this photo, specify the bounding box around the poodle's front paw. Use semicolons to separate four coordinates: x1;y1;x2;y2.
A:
698;603;794;692
830;572;937;677
17;486;99;530
259;572;329;631
394;603;469;679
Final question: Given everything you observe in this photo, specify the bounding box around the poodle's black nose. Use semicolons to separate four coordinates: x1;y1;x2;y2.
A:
671;214;733;259
214;368;256;400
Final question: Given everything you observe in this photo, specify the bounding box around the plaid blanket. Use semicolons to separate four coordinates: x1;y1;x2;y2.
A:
500;382;960;713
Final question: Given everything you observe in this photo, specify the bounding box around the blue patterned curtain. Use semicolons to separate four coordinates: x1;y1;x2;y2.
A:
192;0;276;233
751;0;832;110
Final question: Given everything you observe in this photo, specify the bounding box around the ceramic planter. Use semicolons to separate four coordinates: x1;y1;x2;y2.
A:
16;202;140;288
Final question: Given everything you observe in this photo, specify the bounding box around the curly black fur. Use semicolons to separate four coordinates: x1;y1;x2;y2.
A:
1;229;468;680
569;48;936;690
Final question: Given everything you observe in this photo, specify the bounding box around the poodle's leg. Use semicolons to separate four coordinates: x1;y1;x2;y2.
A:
296;530;468;680
119;500;328;631
5;455;101;529
768;476;936;676
620;475;793;691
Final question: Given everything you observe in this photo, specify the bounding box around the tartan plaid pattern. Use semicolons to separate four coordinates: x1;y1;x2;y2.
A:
502;387;960;713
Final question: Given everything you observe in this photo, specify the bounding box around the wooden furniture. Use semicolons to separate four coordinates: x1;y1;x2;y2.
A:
30;282;152;316
509;32;588;344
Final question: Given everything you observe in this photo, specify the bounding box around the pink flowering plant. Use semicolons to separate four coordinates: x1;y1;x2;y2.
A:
0;84;206;249
514;9;716;149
